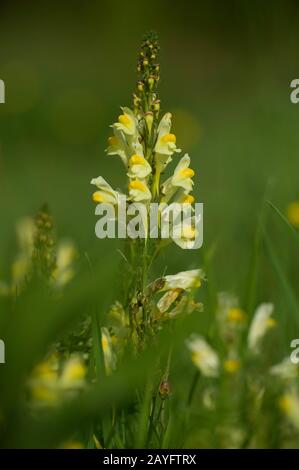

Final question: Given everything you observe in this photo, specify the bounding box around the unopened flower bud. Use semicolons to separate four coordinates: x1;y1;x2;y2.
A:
145;112;153;134
148;76;155;90
143;59;149;67
159;380;171;399
153;100;161;113
137;81;144;92
133;94;141;108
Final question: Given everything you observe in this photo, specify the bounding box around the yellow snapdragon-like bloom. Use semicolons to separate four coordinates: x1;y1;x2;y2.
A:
155;269;204;313
171;215;200;249
114;107;137;136
286;200;299;229
127;154;152;179
247;303;276;353
187;335;219;377
162;154;195;200
128;179;152;202
153;113;182;196
155;113;181;157
91;176;124;205
172;155;195;191
106;131;130;167
161;269;204;291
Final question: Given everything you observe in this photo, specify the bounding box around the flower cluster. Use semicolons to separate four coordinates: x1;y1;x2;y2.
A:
90;33;205;369
0;206;77;296
187;296;277;378
91;36;197;249
29;353;86;407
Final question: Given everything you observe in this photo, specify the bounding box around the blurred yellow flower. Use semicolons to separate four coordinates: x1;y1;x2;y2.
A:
61;356;86;388
61;440;84;449
31;385;58;404
247;303;276;353
187;335;219;377
286;201;299;228
52;240;77;288
278;391;299;429
224;358;241;374
101;327;116;375
227;308;247;324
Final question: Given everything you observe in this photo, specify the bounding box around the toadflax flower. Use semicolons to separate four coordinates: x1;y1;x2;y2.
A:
161;154;195;202
29;354;86;406
127;154;152;179
154;112;181;157
128;179;152;202
270;357;299;381
101;327;116;375
278;389;299;430
52;240;77;288
186;335;219;377
106;130;131;167
114;107;137;137
91;176;124;205
247;303;276;353
161;269;205;291
155;269;204;314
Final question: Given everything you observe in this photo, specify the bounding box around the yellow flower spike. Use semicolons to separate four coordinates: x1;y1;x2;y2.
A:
224;359;241;374
129;180;147;192
179;168;195;179
92;192;105;203
286;201;299;228
227;307;247;324
162;133;176;144
129;154;146;166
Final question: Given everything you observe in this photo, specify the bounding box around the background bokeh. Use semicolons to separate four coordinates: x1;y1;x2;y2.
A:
0;0;298;312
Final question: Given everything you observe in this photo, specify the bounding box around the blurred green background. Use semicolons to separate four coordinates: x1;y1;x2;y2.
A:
0;0;298;304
